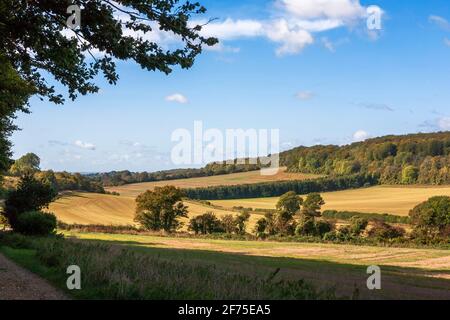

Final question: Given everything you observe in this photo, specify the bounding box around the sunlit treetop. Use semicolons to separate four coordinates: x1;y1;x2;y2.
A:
0;0;218;104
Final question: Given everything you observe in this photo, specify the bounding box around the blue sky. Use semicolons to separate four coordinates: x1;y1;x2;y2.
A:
11;0;450;172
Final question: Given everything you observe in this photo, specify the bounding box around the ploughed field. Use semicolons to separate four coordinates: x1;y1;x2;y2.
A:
210;185;450;216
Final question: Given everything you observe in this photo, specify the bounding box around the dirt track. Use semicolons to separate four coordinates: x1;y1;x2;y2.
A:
0;253;67;300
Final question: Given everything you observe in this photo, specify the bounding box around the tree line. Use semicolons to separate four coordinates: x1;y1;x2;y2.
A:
87;162;261;187
184;174;378;200
280;131;450;185
132;186;449;244
4;153;104;193
2;178;448;246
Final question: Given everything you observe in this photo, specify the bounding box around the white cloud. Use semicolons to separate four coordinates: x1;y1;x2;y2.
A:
321;37;350;52
296;91;314;100
429;15;450;31
206;42;241;53
165;93;188;104
279;0;365;20
266;20;314;55
195;0;381;56
321;37;335;52
438;117;450;130
71;1;382;59
74;140;96;150
444;37;450;47
352;130;370;142
200;18;264;40
357;102;394;112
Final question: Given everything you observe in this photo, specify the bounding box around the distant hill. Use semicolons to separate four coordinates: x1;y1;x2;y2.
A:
279;131;450;185
88;131;450;187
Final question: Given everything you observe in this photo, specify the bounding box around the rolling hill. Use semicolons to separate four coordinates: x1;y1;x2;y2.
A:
210;185;450;216
49;192;263;229
105;167;320;197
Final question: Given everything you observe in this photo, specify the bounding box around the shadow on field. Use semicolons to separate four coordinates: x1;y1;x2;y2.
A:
67;236;450;300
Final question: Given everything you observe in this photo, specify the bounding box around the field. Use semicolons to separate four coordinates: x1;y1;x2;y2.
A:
210;185;450;216
49;192;263;229
60;231;450;299
105;167;321;197
49;185;450;228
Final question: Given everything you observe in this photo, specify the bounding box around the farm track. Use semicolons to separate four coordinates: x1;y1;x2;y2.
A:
0;253;67;300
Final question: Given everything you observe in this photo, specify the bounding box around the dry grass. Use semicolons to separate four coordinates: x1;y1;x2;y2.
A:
50;185;450;229
58;231;450;299
48;192;260;230
66;231;450;274
105;167;321;197
210;185;450;216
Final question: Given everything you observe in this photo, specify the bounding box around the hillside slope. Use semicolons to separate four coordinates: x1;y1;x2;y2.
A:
280;131;450;185
210;185;450;216
49;192;262;229
105;167;320;197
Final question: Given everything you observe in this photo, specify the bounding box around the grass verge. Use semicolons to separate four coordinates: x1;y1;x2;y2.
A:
0;232;339;300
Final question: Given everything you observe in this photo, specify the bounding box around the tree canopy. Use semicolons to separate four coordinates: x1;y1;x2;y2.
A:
135;185;188;232
0;0;217;172
409;196;450;238
1;0;217;104
4;173;57;229
9;152;41;176
281;131;450;185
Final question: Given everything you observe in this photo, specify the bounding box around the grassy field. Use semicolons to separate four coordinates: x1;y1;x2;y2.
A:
49;185;450;228
48;192;263;229
60;231;450;299
105;167;321;197
210;185;450;216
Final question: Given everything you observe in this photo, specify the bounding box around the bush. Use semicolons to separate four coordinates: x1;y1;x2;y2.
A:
0;232;33;248
367;220;405;240
188;212;224;234
409;196;450;239
295;219;333;237
4;174;57;230
322;210;409;224
315;220;333;236
295;218;316;236
0;214;9;230
253;218;268;238
15;211;57;236
349;217;368;235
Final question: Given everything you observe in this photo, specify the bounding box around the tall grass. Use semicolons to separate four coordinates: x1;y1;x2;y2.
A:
0;233;339;300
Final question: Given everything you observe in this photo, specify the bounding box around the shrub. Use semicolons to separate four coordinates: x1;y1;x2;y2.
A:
220;214;237;234
253;217;268;238
235;211;251;235
322;210;409;224
367;220;405;240
0;232;33;248
315;220;333;236
4;174;57;230
349;217;369;235
322;230;354;242
188;212;224;235
15;211;57;236
295;218;333;237
0;214;9;230
295;218;316;236
409;196;450;239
